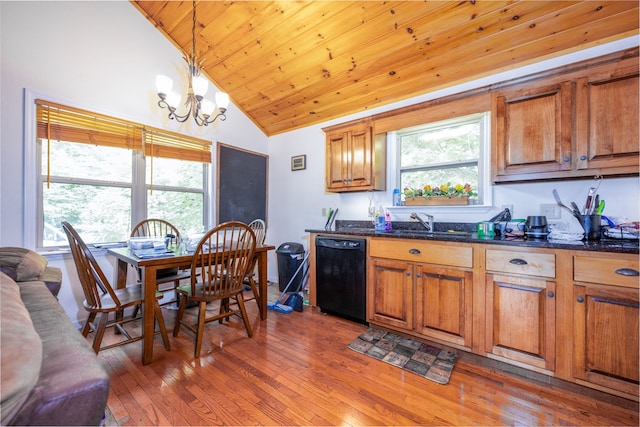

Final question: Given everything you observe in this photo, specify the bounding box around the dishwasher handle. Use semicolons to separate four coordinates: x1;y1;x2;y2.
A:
316;237;365;250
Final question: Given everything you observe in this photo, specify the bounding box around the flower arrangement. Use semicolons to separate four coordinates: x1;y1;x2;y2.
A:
403;182;477;199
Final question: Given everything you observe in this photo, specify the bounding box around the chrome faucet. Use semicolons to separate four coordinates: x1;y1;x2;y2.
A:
410;212;434;231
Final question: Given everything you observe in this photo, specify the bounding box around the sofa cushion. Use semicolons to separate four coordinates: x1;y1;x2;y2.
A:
0;273;43;424
0;247;48;282
10;280;110;426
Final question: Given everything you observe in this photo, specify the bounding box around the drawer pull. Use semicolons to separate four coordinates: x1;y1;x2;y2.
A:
577;296;584;303
509;258;528;265
409;248;421;255
547;291;555;298
615;268;639;277
580;155;587;161
563;157;570;162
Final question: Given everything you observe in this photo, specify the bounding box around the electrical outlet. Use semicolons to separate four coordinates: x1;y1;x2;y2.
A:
322;207;327;216
501;204;513;217
540;203;561;219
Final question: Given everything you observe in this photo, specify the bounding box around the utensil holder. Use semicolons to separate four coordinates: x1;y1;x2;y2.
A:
581;214;601;240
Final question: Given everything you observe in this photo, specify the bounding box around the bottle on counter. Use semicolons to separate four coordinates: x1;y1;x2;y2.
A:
375;206;385;231
392;188;401;206
385;210;392;231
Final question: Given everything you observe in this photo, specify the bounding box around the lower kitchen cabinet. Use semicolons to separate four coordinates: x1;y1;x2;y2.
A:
485;273;556;372
368;239;474;349
368;258;413;330
572;254;640;399
484;249;557;372
357;235;639;400
415;265;473;348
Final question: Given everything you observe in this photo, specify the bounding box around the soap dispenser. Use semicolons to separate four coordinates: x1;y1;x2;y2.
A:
385;210;392;231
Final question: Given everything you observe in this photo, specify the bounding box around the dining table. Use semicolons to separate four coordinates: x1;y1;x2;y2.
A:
107;243;275;365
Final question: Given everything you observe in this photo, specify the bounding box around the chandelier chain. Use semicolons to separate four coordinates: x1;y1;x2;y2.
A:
155;0;228;127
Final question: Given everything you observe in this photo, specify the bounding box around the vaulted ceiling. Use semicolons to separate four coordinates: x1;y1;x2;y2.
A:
132;1;638;136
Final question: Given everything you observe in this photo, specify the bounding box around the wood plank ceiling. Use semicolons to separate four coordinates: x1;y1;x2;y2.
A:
132;1;638;136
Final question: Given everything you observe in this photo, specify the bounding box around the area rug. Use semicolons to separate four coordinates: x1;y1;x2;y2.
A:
347;327;459;384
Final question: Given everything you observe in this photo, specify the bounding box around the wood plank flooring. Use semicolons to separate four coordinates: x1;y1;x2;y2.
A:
99;287;638;426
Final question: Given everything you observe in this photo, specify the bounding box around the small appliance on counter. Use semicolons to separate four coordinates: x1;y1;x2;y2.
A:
524;216;549;239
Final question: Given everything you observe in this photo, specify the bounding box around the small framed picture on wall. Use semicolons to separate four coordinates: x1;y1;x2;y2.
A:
291;155;306;171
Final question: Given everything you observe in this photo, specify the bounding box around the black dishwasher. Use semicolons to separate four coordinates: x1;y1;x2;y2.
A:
315;236;367;324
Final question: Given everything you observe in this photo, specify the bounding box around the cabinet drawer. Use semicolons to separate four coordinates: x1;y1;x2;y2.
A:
369;239;472;268
486;249;555;278
574;256;640;289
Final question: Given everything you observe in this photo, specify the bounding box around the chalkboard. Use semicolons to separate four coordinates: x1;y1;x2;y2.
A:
217;143;268;225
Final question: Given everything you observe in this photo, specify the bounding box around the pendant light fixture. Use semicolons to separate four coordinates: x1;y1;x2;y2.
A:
155;0;229;126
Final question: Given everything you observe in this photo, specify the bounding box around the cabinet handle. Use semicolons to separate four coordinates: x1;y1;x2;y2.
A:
509;258;528;265
615;268;639;277
580;155;587;161
406;271;411;276
577;296;584;303
409;248;421;255
547;291;555;298
563;157;570;162
416;273;421;278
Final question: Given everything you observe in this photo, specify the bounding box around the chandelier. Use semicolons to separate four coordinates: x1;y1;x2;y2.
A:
155;0;229;126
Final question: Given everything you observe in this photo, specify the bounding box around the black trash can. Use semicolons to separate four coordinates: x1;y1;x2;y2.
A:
276;242;305;292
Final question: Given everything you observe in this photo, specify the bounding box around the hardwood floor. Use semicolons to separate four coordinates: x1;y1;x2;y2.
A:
99;287;638;426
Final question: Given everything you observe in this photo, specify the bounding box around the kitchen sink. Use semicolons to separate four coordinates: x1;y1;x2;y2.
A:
384;229;472;238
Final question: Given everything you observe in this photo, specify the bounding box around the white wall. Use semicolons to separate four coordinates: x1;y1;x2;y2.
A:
1;1;638;326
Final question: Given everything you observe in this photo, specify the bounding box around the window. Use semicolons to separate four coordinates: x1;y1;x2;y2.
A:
396;112;489;205
36;99;210;249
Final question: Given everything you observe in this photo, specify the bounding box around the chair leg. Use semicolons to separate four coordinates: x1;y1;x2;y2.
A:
194;301;207;358
219;298;230;323
154;303;171;351
236;295;253;338
92;313;109;354
173;292;188;337
248;276;263;318
82;312;97;337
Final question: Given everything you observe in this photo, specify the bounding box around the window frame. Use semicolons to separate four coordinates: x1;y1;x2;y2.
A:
25;90;211;251
388;111;492;210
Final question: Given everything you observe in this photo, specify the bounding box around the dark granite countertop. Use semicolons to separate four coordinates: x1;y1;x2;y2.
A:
306;220;639;255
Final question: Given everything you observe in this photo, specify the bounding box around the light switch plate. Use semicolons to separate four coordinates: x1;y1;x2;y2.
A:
540;203;561;219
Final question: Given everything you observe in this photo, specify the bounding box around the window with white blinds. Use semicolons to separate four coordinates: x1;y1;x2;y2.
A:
35;99;210;249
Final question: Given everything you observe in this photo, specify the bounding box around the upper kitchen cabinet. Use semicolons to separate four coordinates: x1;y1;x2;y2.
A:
575;65;639;173
492;49;639;183
493;81;572;180
323;120;385;192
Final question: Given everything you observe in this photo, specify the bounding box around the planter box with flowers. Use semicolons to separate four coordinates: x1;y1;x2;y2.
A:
403;183;477;206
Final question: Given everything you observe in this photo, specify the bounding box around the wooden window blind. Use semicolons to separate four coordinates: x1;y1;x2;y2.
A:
35;99;212;163
36;99;142;150
143;127;212;163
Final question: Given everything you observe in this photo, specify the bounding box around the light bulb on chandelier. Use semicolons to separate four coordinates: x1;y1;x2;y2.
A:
155;0;229;126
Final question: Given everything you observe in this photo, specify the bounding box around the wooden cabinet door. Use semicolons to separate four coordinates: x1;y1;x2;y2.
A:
485;273;556;371
325;126;374;191
575;68;639;173
573;284;639;398
325;131;349;190
368;258;413;330
493;81;572;181
415;265;472;348
346;126;373;189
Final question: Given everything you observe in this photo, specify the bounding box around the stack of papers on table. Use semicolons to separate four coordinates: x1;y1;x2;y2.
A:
132;248;174;259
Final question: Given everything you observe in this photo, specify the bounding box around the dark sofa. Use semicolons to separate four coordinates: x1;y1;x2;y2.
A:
0;248;110;426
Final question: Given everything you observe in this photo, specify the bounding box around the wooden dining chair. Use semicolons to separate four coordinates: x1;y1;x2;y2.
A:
173;221;256;358
61;221;170;354
243;219;266;316
131;218;190;305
